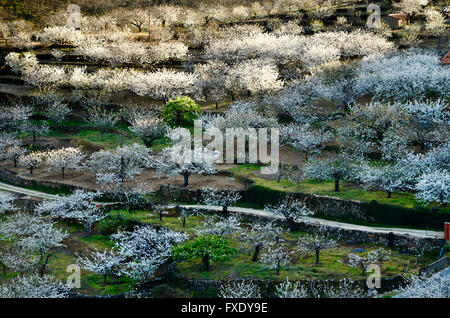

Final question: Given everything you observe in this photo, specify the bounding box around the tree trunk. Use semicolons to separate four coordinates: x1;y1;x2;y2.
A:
159;212;163;221
387;191;392;198
215;100;219;110
182;217;186;227
3;264;5;276
29;166;33;175
286;218;296;232
334;178;340;192
61;167;65;179
222;205;229;216
183;174;189;187
144;137;158;149
13;158;17;168
100;130;105;141
40;253;52;277
202;253;210;271
176;112;182;126
104;275;107;284
32;131;36;142
315;249;320;265
252;244;261;262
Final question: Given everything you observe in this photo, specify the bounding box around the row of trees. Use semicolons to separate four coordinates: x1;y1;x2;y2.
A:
0;188;439;297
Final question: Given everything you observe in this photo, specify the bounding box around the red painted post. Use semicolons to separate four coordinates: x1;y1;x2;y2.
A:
444;223;450;242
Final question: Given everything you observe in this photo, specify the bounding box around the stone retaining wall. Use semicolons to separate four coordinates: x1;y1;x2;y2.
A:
0;167;83;193
160;184;366;220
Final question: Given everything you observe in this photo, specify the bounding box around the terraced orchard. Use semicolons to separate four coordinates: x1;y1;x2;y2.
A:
0;0;448;301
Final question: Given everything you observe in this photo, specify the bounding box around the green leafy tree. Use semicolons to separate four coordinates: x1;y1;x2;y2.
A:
171;235;236;271
162;97;201;127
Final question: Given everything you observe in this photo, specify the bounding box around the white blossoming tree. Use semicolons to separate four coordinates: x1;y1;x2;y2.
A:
154;144;219;187
36;190;105;232
0;274;70;298
0;191;16;215
76;248;124;284
264;195;313;231
415;170;450;207
201;187;242;215
219;281;261;298
261;245;292;275
44;147;85;179
298;230;338;265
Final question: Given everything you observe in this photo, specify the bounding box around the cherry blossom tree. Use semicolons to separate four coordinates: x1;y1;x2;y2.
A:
129;116;167;148
303;153;357;192
281;123;332;161
44;147;85;179
400;99;449;152
298;230;338;265
368;248;391;269
201;187;242;215
195;61;227;109
240;221;284;262
196;215;242;238
0;274;70;298
21;122;50;143
311;278;373;298
224;59;283;99
264;195;313;231
112;225;187;282
87;144;151;195
202;103;277;132
177;206;202;227
76;248;124;284
261;245;292;275
19;151;44;175
5;52;39;74
358;164;407;198
36;190;105;232
275;278;308;298
0;104;32;132
0;213;68;277
0;191;17;215
37;26;84;45
154;144;219;187
415;170;450;207
424;8;446;49
0;247;37;276
219;281;261;298
1;144;26;168
337;101;403;156
131;70;200;102
44;102;72;124
348;252;377;275
395;0;428;16
395;271;449;298
118;8;149;32
85;105;118;141
353;50;449;101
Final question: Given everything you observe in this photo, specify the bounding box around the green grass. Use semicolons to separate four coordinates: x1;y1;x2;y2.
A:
175;234;431;281
229;164;450;214
118;213;436;282
47;130;143;149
